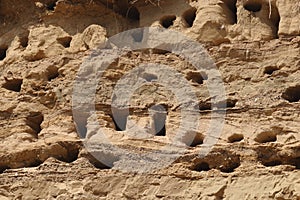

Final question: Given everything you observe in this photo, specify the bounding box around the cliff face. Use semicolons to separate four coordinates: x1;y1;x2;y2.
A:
0;0;299;199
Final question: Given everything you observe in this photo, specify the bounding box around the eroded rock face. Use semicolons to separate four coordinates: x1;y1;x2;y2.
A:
0;0;299;199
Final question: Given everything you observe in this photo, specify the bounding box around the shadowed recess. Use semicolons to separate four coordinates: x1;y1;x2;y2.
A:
2;78;23;92
226;99;237;108
222;0;237;24
193;162;210;172
0;46;8;60
47;66;59;81
228;133;244;143
189;132;204;147
220;160;240;173
26;112;44;135
281;85;300;103
117;4;140;21
263;160;282;167
186;71;205;85
182;7;197;27
243;0;262;12
268;3;280;39
56;36;72;48
199;102;212;111
46;1;57;11
293;157;300;169
56;142;80;163
19;31;29;48
264;66;278;75
254;131;277;143
0;165;9;174
57;36;72;48
126;6;140;21
160;15;176;28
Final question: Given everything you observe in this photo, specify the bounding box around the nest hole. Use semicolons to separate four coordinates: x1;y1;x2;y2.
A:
226;99;237;108
199;102;212;111
46;1;57;11
2;78;23;92
292;157;300;169
0;166;9;174
47;66;59;81
243;1;262;12
0;46;8;61
220;161;240;173
126;6;140;21
189;133;204;147
254;131;277;143
222;0;237;24
264;66;278;75
160;15;176;28
57;36;72;48
116;4;140;21
263;160;282;167
228;133;244;143
193;162;210;172
29;160;43;168
281;85;300;103
57;142;80;163
182;7;197;27
186;71;206;85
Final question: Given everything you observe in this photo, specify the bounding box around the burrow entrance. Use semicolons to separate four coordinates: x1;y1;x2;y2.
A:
254;131;277;143
243;0;262;12
2;78;23;92
160;15;176;28
57;36;72;48
264;66;279;75
189;132;204;147
46;0;57;11
182;7;197;27
228;133;244;143
0;46;8;60
46;66;59;81
222;0;237;24
282;85;300;103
